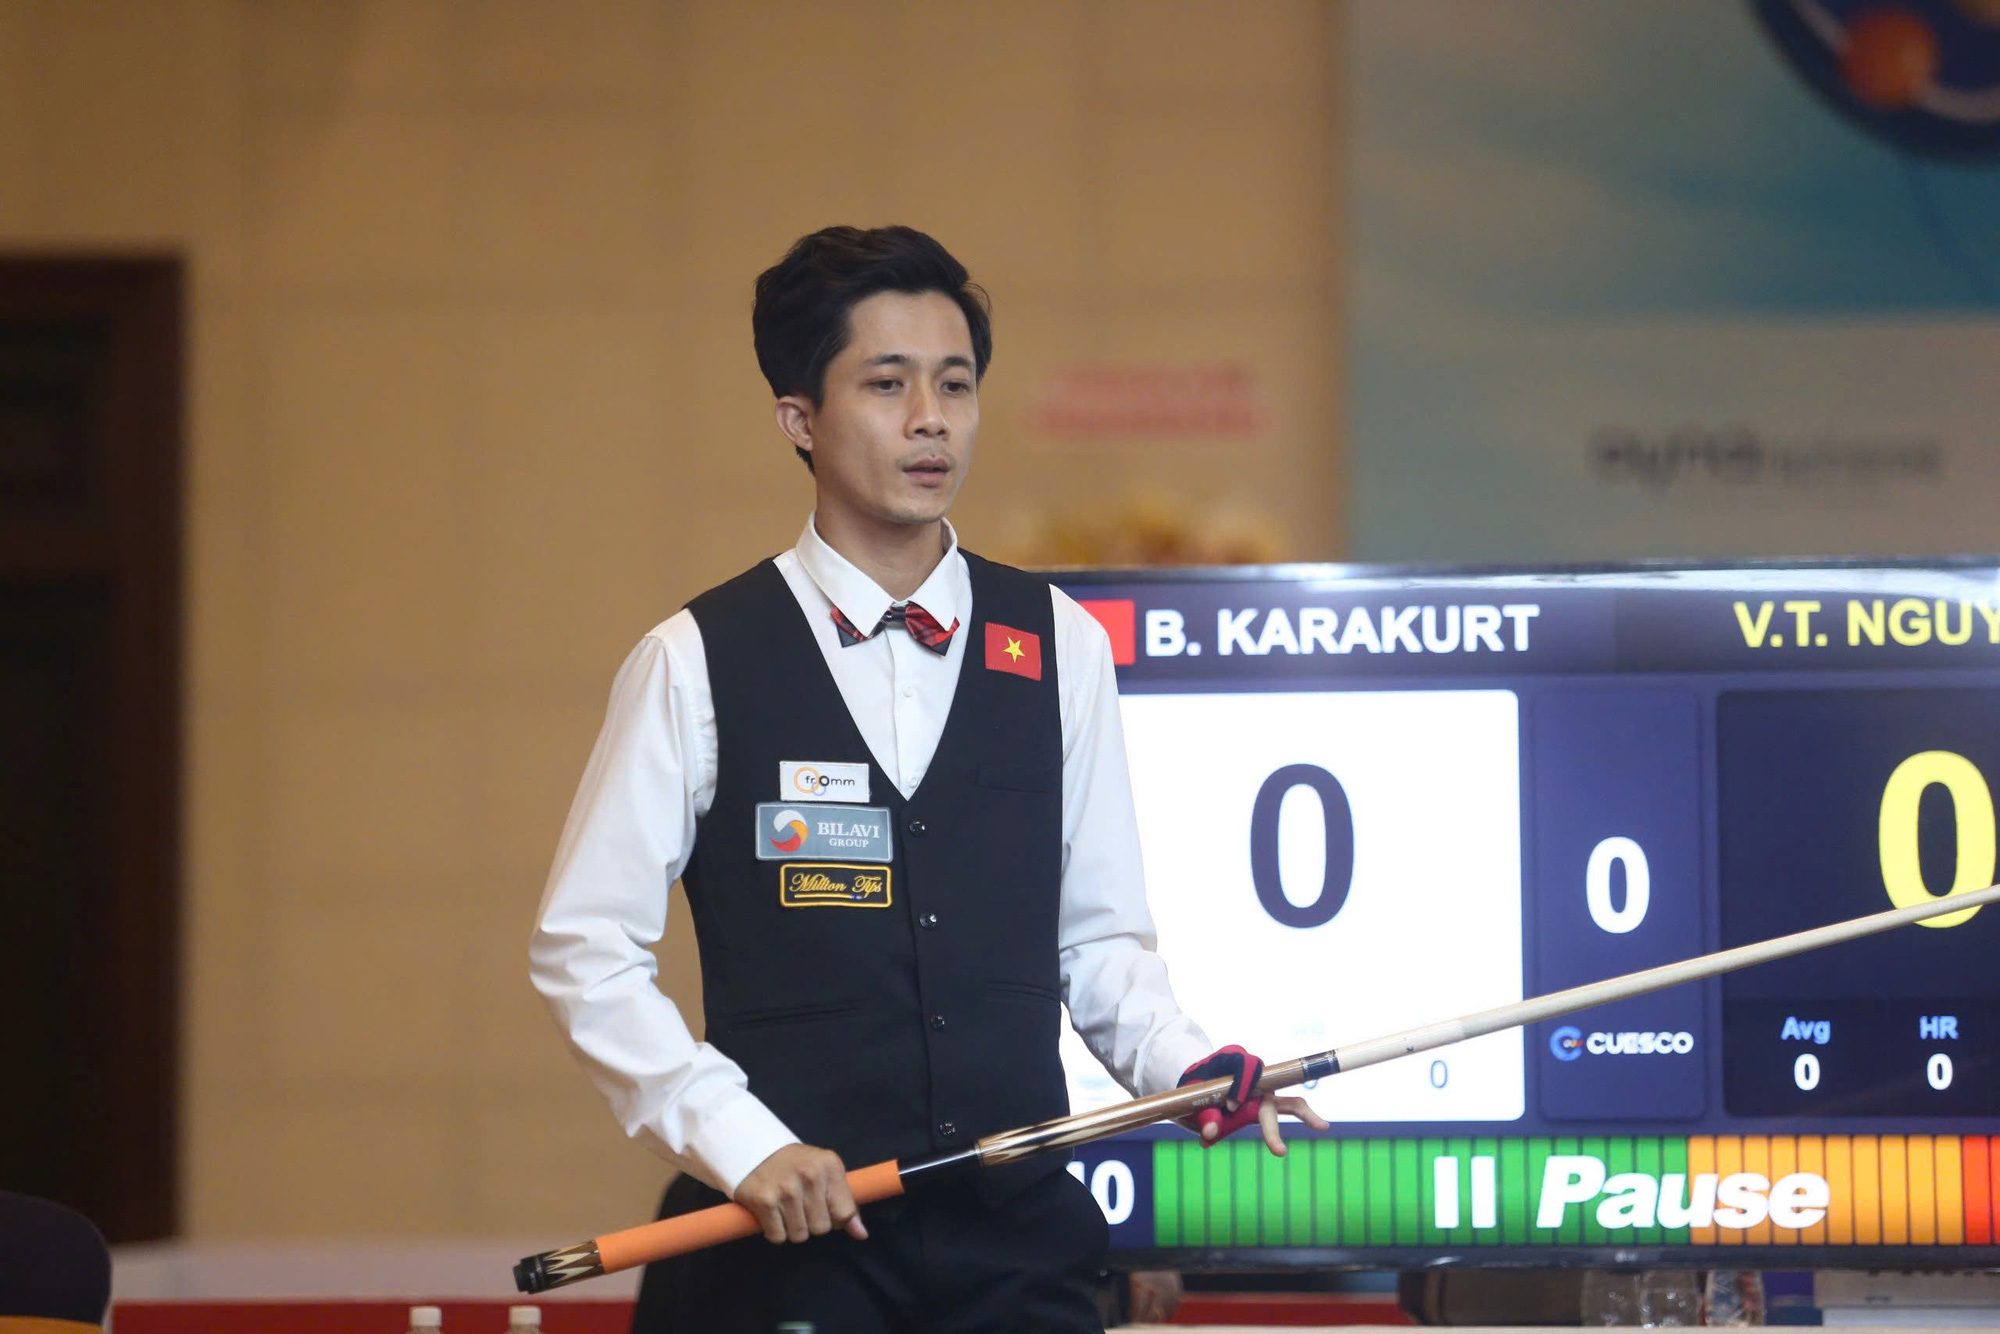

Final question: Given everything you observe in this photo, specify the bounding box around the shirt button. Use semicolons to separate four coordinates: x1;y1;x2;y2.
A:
906;819;926;838
920;912;939;929
928;1012;947;1030
938;1121;957;1138
902;684;916;699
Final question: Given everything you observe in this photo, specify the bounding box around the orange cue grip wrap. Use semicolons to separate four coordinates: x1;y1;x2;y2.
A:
593;1158;909;1274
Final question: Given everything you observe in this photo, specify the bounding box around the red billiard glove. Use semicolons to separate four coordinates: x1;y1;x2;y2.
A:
1176;1044;1265;1145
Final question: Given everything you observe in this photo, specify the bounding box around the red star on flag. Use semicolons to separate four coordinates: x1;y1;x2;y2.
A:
984;622;1042;680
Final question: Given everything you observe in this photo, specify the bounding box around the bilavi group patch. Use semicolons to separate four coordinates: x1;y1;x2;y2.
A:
780;863;892;908
756;802;893;862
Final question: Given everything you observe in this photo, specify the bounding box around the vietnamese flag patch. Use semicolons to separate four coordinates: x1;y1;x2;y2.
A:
984;622;1043;679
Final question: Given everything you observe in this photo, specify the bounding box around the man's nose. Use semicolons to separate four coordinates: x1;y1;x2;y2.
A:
908;381;947;437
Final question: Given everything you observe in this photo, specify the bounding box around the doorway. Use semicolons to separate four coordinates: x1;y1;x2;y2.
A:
0;257;182;1242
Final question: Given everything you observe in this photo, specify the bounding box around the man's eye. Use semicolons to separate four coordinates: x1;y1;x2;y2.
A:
870;379;901;391
942;380;971;394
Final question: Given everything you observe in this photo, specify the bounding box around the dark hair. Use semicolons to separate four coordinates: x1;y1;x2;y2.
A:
752;225;993;471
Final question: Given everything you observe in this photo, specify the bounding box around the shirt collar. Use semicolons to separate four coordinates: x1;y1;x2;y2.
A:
794;515;966;636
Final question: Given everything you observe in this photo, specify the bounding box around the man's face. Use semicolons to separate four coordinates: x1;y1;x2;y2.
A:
780;290;978;530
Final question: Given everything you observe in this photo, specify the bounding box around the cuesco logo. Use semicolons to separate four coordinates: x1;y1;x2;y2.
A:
1586;1030;1695;1056
1551;1025;1696;1059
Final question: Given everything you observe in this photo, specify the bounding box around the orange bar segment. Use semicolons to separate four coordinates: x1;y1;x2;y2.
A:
1687;1137;1717;1245
1718;1136;1746;1245
1936;1137;1964;1246
1743;1136;1773;1245
1963;1136;1992;1245
1824;1136;1853;1244
1993;1135;2000;1247
1797;1137;1827;1246
1852;1136;1881;1244
1768;1136;1798;1245
1908;1135;1937;1244
1880;1136;1910;1244
1991;1133;2000;1248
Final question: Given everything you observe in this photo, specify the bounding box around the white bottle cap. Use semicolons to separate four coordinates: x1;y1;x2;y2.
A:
508;1306;542;1327
408;1307;443;1330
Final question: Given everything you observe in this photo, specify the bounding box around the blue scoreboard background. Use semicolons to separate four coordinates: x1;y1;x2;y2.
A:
1047;558;2000;1268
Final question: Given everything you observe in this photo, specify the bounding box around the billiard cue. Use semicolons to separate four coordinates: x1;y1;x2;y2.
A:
514;881;2000;1294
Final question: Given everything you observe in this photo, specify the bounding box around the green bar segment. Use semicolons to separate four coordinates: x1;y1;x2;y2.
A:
1660;1136;1691;1245
1447;1137;1476;1246
1527;1137;1557;1244
1258;1138;1290;1244
1341;1139;1370;1246
1192;1144;1224;1248
1500;1138;1530;1244
1632;1138;1661;1245
1472;1137;1500;1245
1312;1138;1342;1245
1189;1142;1213;1247
1367;1140;1396;1245
1392;1140;1422;1244
1283;1140;1314;1245
1579;1137;1608;1244
1598;1137;1637;1240
1193;1143;1215;1243
1420;1137;1448;1245
1232;1141;1261;1245
1555;1138;1584;1245
1154;1141;1182;1248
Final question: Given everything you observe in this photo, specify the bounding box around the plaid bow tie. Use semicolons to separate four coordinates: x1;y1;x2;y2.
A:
831;601;960;654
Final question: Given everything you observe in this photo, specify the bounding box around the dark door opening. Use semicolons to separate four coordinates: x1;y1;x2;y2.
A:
0;257;182;1242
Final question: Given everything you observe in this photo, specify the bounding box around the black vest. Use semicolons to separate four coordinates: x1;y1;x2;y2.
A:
682;552;1071;1187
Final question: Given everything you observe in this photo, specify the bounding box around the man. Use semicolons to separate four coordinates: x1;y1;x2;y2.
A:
530;225;1325;1333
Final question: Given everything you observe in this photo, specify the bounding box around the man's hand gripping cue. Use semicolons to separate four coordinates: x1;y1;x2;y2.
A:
1176;1044;1330;1153
733;1143;869;1244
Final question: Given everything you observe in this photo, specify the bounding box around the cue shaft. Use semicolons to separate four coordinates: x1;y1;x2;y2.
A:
516;881;1999;1292
1308;881;2000;1082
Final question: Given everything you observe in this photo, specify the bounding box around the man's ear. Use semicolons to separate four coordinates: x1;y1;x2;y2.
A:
774;395;815;460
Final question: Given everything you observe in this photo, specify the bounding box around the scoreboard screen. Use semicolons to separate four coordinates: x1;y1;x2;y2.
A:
1048;558;2000;1268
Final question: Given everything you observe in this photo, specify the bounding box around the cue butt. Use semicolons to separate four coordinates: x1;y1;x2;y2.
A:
516;1157;908;1291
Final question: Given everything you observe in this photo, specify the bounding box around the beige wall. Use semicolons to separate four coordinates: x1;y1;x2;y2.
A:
1;0;1344;1237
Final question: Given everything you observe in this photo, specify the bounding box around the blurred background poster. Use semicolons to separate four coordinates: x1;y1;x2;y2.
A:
1349;0;2000;563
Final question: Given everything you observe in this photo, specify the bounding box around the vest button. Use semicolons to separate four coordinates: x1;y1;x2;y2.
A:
928;1012;947;1030
920;912;939;929
906;819;926;838
938;1121;957;1138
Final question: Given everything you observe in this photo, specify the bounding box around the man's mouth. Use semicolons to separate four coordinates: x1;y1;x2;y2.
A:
904;458;951;483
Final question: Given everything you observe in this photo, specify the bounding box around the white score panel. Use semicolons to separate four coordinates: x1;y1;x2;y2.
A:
1059;689;1525;1123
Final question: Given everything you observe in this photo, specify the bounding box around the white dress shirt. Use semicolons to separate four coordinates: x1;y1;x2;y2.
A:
530;516;1213;1195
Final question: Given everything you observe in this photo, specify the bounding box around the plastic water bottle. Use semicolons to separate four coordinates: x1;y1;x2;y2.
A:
1580;1270;1642;1325
406;1307;443;1334
506;1306;541;1333
1639;1270;1702;1326
1703;1270;1765;1325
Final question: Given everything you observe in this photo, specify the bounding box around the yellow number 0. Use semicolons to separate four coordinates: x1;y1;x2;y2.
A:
1879;751;1998;928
